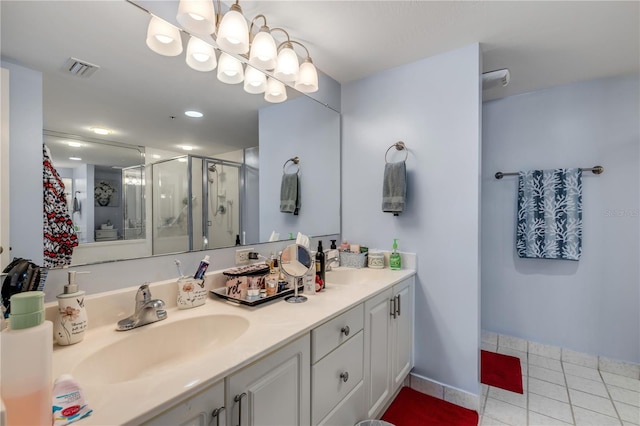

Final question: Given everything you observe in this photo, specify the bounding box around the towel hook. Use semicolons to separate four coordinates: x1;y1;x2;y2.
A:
283;156;300;174
385;141;408;163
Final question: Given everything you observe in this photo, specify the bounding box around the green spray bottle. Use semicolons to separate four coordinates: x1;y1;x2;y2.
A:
389;239;402;270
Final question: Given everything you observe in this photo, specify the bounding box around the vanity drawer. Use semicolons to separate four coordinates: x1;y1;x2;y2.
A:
317;380;365;426
312;330;364;425
312;303;363;363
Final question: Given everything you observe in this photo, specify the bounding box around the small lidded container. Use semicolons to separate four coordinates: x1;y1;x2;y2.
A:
223;264;271;300
368;251;384;269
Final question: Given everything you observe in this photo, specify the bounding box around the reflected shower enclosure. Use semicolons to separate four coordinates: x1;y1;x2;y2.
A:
152;156;242;256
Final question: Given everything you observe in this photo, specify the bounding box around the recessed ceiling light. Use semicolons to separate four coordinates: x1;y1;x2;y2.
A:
184;110;203;118
69;157;82;161
67;141;82;148
180;145;194;151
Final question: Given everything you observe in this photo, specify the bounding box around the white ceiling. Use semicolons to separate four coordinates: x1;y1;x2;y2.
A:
1;1;638;159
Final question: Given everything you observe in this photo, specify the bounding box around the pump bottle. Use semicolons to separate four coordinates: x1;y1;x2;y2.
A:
389;239;402;270
55;271;89;346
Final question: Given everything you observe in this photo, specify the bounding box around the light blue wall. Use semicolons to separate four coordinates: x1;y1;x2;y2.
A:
342;44;482;394
2;61;43;264
482;74;640;363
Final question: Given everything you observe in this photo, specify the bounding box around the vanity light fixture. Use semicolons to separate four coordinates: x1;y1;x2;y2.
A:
290;41;318;93
184;110;204;118
248;15;277;70
216;2;250;54
217;52;244;84
146;15;183;57
186;36;217;72
272;28;299;83
143;1;322;101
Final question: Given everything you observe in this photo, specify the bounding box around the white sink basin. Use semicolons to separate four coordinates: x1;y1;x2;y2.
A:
73;314;249;385
325;268;401;285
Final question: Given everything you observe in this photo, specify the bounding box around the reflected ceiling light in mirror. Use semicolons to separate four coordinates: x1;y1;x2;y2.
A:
248;15;277;70
216;3;249;54
217;52;244;84
185;110;204;118
146;15;183;57
66;141;83;148
69;157;82;161
244;66;267;94
264;77;287;103
90;127;111;135
186;36;217;72
176;0;215;35
180;145;194;151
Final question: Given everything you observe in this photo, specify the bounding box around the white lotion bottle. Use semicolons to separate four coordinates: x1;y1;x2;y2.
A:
0;291;53;426
55;271;89;346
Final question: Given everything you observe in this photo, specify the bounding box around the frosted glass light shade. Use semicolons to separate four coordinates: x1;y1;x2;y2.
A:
264;77;287;103
243;66;267;94
295;60;318;93
274;45;299;82
249;30;277;70
217;52;244;84
186;37;217;72
216;7;249;54
146;16;183;56
176;0;215;35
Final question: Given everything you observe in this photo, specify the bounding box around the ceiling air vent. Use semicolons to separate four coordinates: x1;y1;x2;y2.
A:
63;57;100;78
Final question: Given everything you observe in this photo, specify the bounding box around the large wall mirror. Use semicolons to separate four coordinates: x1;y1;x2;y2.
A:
1;0;340;269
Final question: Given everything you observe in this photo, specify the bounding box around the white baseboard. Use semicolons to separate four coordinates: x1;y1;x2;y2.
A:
408;372;480;412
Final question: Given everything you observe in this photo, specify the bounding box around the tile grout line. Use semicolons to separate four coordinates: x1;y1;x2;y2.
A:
598;368;624;425
560;356;577;425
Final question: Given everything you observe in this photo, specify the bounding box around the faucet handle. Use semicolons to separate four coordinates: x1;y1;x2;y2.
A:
136;283;152;306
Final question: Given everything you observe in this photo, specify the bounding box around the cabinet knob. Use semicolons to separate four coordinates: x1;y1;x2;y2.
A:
341;325;350;336
340;371;349;382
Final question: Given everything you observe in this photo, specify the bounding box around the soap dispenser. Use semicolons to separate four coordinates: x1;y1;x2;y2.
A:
389;239;402;270
55;271;89;346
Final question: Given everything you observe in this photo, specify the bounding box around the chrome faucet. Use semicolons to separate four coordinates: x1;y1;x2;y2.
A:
324;249;340;271
116;284;167;331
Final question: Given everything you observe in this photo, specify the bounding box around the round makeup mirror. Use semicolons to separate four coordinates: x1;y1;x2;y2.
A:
280;243;314;303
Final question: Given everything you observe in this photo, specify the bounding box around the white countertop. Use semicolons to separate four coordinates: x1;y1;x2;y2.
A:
51;267;415;425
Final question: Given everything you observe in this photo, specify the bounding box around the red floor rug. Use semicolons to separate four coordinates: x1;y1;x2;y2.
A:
381;387;478;426
481;350;523;394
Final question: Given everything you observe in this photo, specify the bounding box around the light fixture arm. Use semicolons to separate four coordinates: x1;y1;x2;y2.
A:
288;40;311;60
270;27;292;48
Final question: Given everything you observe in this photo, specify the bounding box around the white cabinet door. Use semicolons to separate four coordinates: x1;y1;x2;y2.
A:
142;380;225;426
226;334;310;426
391;277;414;390
363;288;392;418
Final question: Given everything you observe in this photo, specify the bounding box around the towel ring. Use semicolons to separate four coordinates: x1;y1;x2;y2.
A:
385;141;408;163
283;156;300;174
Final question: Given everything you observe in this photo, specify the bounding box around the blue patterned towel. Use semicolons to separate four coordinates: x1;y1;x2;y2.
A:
516;168;583;260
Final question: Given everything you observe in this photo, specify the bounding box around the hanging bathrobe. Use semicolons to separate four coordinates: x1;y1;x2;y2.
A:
43;144;78;268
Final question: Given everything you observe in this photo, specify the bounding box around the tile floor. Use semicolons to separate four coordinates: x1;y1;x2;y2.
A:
479;331;640;426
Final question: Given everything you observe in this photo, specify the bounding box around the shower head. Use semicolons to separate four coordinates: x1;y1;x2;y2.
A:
208;164;217;173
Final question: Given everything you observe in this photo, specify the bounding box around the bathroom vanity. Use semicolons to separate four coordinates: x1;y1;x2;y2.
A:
46;267;415;425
